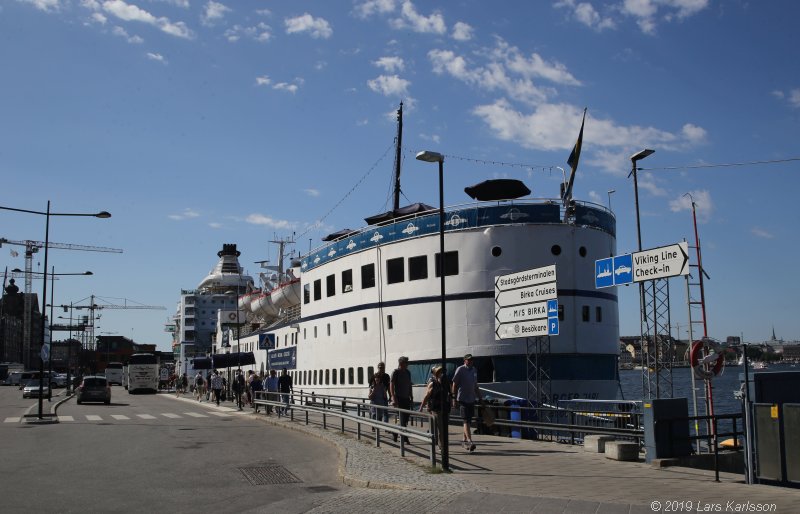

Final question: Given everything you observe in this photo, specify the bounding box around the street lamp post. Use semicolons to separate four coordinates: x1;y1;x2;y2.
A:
0;202;110;420
629;150;655;396
415;150;449;470
607;189;616;211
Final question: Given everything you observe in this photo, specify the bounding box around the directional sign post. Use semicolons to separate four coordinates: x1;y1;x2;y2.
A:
595;242;689;288
495;265;558;339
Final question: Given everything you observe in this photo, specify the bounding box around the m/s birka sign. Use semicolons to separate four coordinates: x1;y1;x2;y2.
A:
495;264;559;339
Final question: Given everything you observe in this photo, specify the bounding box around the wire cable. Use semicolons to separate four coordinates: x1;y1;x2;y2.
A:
639;157;800;171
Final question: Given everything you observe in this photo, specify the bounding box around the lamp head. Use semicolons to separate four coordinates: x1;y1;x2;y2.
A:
415;150;444;163
630;149;655;163
95;211;112;219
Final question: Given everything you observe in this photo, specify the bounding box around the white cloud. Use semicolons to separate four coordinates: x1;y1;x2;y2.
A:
554;0;615;31
750;227;774;239
419;133;441;144
208;222;222;229
284;13;333;39
373;56;404;72
255;75;271;86
91;12;107;24
621;0;709;35
102;0;194;39
21;0;60;12
82;0;101;9
303;189;320;197
789;89;800;108
390;1;445;34
367;74;410;97
168;208;199;220
224;22;271;42
147;52;167;63
451;21;473;41
245;213;297;230
273;82;299;94
669;190;713;221
638;172;667;197
588;190;603;204
112;25;143;43
471;99;706;170
353;0;397;18
201;1;230;26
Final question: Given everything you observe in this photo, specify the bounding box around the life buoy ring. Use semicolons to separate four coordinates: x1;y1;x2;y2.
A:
228;312;237;321
690;340;724;380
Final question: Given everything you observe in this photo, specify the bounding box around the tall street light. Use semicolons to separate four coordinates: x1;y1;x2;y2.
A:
607;190;616;211
0;202;110;420
415;150;449;471
629;150;655;396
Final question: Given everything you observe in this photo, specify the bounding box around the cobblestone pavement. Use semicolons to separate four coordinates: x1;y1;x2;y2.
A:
166;395;800;513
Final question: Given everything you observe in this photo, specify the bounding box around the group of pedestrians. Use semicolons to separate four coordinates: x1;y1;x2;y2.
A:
369;353;482;452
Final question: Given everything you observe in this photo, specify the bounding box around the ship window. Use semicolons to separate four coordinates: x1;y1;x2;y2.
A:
434;251;459;277
327;323;331;336
332;368;337;385
386;257;404;284
491;246;502;257
367;366;374;381
304;284;310;304
325;369;329;385
362;317;367;331
361;263;375;289
343;320;347;334
408;255;428;281
582;305;590;322
387;315;393;330
313;370;317;385
348;367;355;385
596;306;602;323
340;368;345;384
551;245;562;256
579;246;587;257
303;328;306;339
342;269;353;293
313;279;322;301
314;326;318;338
326;274;335;297
558;305;564;321
357;367;364;385
303;371;306;385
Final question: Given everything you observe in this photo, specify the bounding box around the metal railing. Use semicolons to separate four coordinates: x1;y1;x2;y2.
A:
253;390;438;466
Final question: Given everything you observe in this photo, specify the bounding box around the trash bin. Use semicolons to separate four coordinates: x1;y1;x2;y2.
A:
505;399;524;438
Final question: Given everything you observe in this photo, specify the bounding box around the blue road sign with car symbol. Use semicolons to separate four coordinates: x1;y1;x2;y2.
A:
613;254;633;285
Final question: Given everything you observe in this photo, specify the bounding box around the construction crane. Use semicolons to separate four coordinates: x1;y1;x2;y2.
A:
0;237;123;367
60;295;166;350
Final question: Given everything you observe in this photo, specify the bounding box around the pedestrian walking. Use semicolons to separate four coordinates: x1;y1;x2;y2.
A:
419;365;451;450
250;372;263;413
390;356;413;444
246;370;255;407
210;370;223;406
278;368;293;415
195;372;205;402
265;369;279;415
233;369;246;410
452;354;482;452
368;371;389;425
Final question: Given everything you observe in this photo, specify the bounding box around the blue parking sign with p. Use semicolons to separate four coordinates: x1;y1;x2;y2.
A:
548;317;559;335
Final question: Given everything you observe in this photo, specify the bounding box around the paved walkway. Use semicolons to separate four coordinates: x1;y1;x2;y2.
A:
165;394;800;513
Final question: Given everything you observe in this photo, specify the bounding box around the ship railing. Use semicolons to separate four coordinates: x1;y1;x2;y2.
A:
253;390;439;467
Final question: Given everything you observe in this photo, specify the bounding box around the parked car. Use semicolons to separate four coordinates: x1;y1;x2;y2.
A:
75;376;111;405
22;379;52;399
51;373;68;388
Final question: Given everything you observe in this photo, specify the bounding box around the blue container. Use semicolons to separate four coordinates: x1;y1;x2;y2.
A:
505;399;524;438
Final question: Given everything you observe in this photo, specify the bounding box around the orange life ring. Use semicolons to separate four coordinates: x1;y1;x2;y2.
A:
690;340;723;380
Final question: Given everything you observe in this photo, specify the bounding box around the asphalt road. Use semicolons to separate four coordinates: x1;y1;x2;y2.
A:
0;386;342;513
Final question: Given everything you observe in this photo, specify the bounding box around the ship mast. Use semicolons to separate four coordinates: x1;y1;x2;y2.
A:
392;102;403;211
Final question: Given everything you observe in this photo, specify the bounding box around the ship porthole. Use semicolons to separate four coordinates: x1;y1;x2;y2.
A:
491;246;502;257
579;246;587;257
551;245;561;256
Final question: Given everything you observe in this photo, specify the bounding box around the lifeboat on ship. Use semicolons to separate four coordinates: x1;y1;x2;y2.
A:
270;278;302;309
251;291;280;319
238;290;260;312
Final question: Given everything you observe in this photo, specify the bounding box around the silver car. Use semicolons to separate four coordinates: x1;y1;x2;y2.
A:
22;379;52;399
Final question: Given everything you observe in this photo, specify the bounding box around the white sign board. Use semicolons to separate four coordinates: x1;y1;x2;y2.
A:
495;265;558;339
632;242;689;283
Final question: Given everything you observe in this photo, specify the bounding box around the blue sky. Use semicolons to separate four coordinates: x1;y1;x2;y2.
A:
2;0;798;352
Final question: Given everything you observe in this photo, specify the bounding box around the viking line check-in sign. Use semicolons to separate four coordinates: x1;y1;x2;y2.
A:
495;264;559;339
595;242;689;289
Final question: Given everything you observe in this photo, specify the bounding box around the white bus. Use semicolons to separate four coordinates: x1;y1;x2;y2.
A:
127;353;159;394
105;362;124;385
